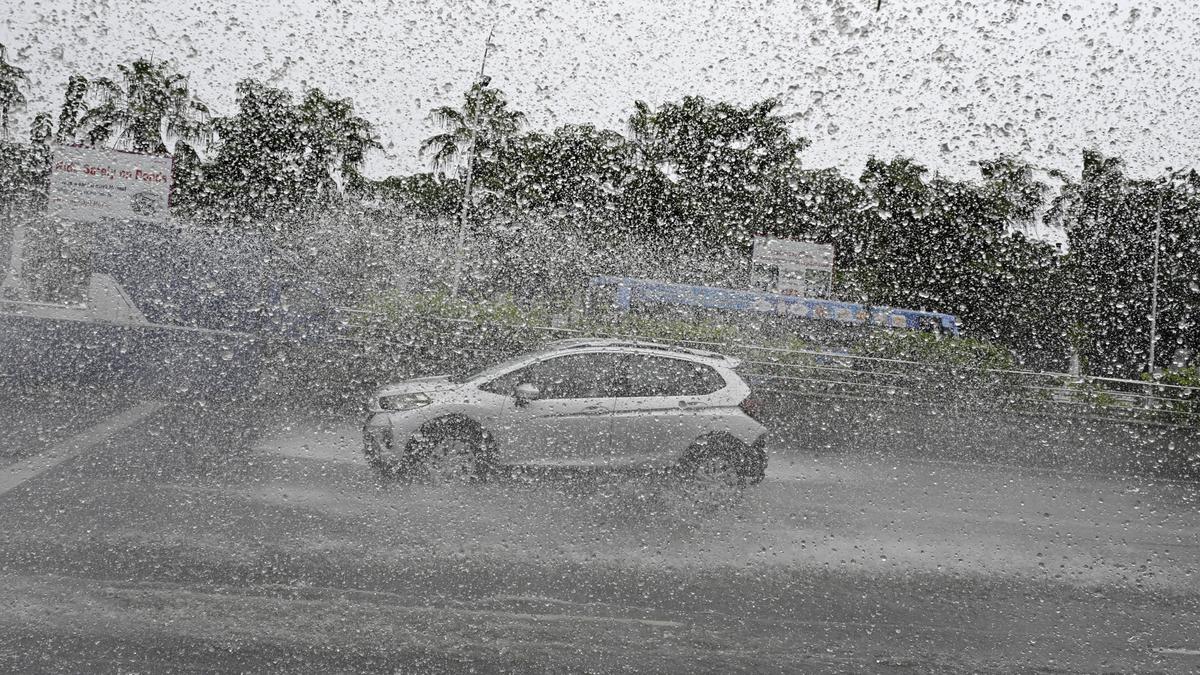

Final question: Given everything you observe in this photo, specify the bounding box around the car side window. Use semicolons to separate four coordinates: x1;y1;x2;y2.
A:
620;355;727;397
480;353;624;399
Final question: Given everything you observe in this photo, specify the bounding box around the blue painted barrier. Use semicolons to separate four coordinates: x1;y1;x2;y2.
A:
588;276;960;336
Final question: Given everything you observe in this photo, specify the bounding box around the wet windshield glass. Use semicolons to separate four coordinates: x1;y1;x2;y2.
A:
448;361;496;384
2;1;1199;672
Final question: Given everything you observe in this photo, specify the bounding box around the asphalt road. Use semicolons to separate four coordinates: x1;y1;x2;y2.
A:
0;389;1198;673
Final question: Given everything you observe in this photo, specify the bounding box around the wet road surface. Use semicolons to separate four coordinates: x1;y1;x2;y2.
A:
0;390;1198;673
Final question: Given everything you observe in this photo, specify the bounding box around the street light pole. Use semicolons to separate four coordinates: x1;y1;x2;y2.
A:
449;27;495;298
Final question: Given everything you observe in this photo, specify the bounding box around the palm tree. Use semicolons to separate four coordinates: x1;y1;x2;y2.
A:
0;43;29;140
420;77;525;296
55;75;89;144
29;112;53;146
419;79;526;175
78;58;212;154
297;88;381;196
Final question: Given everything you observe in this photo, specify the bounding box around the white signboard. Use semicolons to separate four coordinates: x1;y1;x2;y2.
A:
48;146;172;224
751;236;834;297
752;237;834;272
776;268;826;297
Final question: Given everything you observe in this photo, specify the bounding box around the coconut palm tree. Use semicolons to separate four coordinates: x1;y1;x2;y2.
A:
419;79;526;176
297;87;381;196
78;58;212;154
0;43;29;140
55;75;89;144
29;112;53;146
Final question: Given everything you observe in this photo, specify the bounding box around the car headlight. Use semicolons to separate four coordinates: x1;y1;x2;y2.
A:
377;392;432;411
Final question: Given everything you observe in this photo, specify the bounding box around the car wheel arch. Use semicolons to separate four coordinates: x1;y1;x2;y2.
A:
680;431;766;485
402;413;500;479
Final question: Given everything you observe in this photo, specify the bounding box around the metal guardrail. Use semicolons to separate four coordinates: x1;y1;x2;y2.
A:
330;309;1200;427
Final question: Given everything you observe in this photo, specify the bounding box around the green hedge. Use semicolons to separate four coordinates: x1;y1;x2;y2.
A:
343;289;1010;385
1140;367;1199;414
851;330;1015;370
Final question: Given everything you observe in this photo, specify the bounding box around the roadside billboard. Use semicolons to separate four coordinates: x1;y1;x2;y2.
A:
751;236;834;297
752;237;834;270
48;146;172;225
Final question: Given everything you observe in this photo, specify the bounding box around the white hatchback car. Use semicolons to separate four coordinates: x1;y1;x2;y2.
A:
363;339;768;484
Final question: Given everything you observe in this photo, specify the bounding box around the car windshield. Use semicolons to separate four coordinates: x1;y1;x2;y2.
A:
447;360;499;384
447;345;565;383
2;2;1199;672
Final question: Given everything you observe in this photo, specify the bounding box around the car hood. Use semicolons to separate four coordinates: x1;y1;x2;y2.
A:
373;375;459;397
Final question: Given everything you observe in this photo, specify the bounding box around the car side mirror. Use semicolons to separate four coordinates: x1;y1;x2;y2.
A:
514;382;541;406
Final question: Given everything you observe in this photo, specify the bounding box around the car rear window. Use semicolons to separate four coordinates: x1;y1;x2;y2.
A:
621;354;727;397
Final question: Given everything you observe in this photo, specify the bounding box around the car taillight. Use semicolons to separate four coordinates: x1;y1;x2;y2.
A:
739;395;763;422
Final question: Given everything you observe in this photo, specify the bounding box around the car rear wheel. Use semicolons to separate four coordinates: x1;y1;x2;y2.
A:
679;433;766;487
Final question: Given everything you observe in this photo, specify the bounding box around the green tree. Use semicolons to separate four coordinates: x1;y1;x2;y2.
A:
195;80;379;223
420;79;526;176
18;112;55;212
55;74;89;144
625;96;810;248
847;156;1070;366
1052;152;1200;376
199;80;300;220
168;141;205;215
0;43;28;140
0;45;39;217
76;58;211;153
488;124;632;218
978;156;1049;234
296;88;381;196
29;112;53;146
778;167;877;297
372;173;462;220
855;156;940;307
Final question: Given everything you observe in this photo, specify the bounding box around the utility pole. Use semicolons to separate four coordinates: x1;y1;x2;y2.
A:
1147;168;1186;380
1146;185;1163;379
449;27;495;298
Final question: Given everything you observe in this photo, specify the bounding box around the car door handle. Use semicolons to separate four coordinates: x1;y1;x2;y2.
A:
677;400;703;408
582;406;608;413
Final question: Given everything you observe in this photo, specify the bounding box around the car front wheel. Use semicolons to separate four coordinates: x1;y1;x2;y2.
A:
401;415;496;483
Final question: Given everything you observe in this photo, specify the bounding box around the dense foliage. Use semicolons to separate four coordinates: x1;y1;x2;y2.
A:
1;46;1197;378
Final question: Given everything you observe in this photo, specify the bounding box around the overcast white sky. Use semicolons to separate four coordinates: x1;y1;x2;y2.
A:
3;0;1198;182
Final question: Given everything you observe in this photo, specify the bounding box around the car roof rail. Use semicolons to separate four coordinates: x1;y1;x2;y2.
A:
545;338;740;365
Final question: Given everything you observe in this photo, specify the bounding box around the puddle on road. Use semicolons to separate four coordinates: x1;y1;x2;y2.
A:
1153;647;1200;656
252;421;867;482
233;422;1200;592
255;421;365;465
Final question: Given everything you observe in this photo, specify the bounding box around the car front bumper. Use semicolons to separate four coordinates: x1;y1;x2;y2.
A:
362;411;435;466
362;415;393;466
